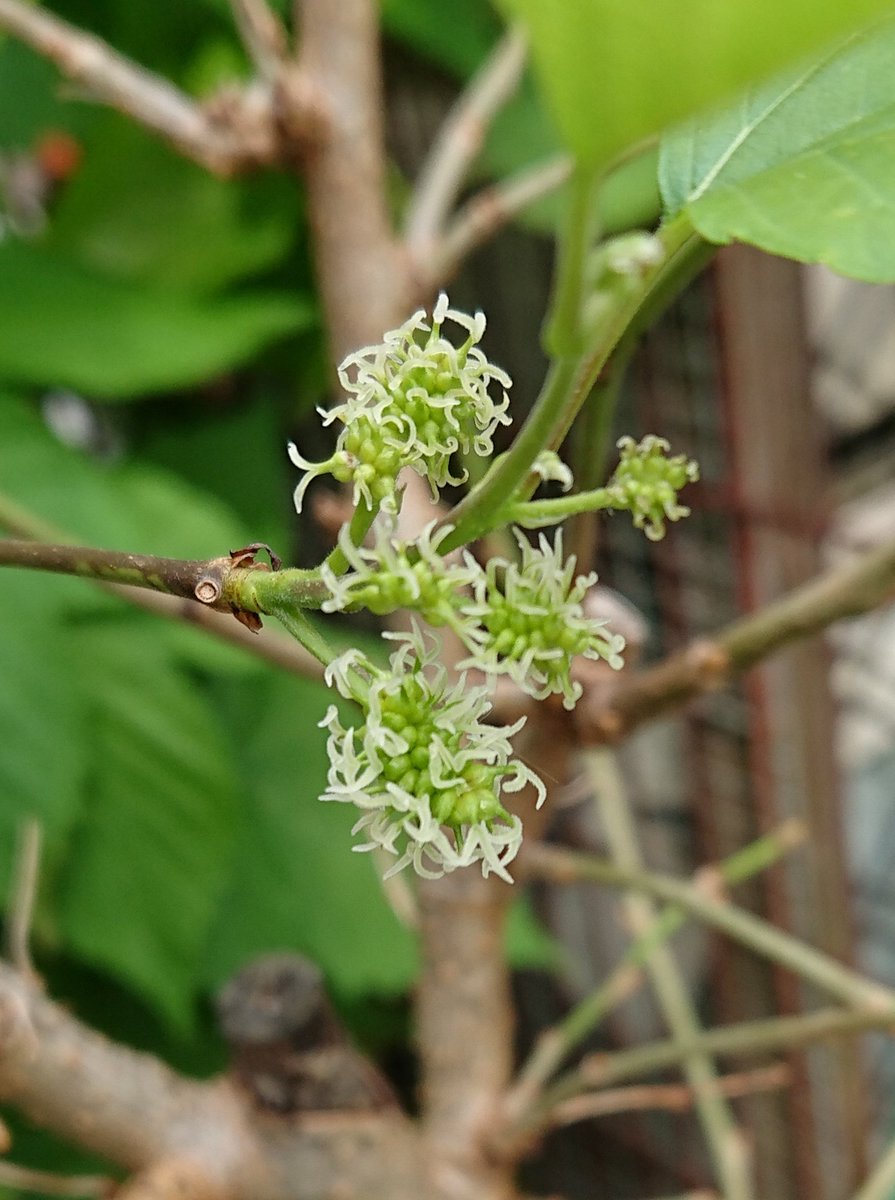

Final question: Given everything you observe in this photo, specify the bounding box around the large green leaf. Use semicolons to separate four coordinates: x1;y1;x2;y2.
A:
0;241;312;398
0;576;88;892
660;20;895;282
56;622;240;1030
0;395;249;551
499;0;895;168
45;116;296;295
203;672;419;998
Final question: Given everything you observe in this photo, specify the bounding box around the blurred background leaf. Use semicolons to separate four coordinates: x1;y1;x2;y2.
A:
498;0;895;169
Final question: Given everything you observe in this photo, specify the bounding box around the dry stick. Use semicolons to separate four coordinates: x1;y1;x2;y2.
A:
405;26;528;254
524;843;895;1012
0;959;431;1200
6;820;42;981
0;0;261;173
0;1161;113;1198
550;1008;895;1103
587;749;753;1200
548;1063;790;1128
852;1137;895;1200
430;154;572;285
0;500;324;682
580;535;895;745
228;0;289;79
296;4;523;1194
509;820;805;1112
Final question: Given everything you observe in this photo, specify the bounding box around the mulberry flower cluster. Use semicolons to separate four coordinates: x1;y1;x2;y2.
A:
320;627;544;882
284;298;699;883
318;520;476;626
319;517;626;712
460;529;625;709
605;435;700;541
288;293;511;515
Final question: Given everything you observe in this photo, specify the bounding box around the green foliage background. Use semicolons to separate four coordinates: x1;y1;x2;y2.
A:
3;0;895;1186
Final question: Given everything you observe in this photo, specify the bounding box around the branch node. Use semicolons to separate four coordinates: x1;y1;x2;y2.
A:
686;638;731;689
194;578;222;605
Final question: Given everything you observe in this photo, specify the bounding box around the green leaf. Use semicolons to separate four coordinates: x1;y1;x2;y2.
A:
381;0;500;77
45;115;297;295
0;576;88;893
0;241;313;398
56;621;240;1030
203;672;418;998
0;395;249;551
659;20;895;282
499;0;895;168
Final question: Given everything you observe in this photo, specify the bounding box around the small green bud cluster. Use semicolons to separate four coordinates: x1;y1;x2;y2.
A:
605;435;700;541
291;301;699;882
319;520;478;625
321;518;625;712
320;626;544;881
460;530;625;709
289;294;511;516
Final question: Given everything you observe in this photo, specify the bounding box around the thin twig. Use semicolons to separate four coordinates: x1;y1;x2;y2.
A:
0;0;268;173
852;1137;895;1200
579;534;895;744
405;26;528;254
427;155;571;286
522;843;895;1012
518;1007;895;1143
509;820;805;1107
547;1063;790;1129
6;820;42;981
0;498;324;681
0;1161;112;1198
586;750;753;1200
229;0;288;79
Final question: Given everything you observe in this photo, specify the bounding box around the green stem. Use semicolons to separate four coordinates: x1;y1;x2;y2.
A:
567;360;627;569
506;485;614;527
525;843;895;1012
322;500;378;576
516;820;803;1097
440;215;710;553
544;165;602;357
527;1007;895;1138
267;605;339;668
586;749;753;1200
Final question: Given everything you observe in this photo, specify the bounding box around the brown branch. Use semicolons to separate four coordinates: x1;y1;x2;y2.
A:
546;1063;790;1130
426;155;571;287
578;534;895;744
288;3;522;1194
0;539;235;606
507;1007;895;1149
296;0;407;362
0;503;324;681
0;962;431;1200
229;0;289;79
404;26;528;256
0;0;277;173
